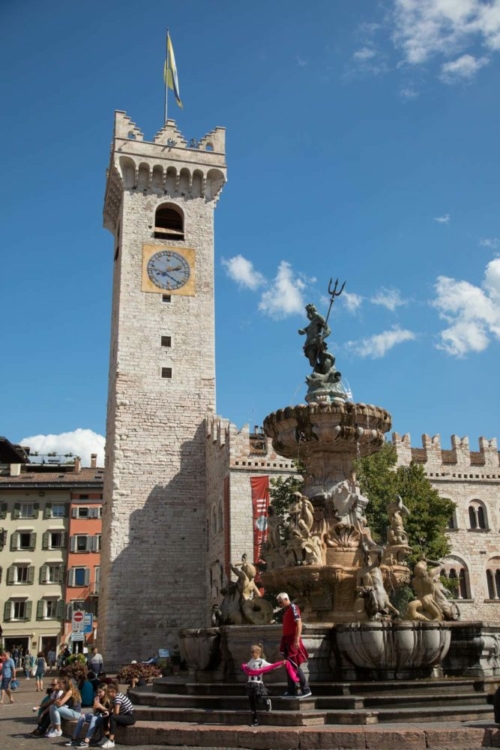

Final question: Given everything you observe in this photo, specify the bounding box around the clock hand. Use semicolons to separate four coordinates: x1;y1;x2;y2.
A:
166;265;182;272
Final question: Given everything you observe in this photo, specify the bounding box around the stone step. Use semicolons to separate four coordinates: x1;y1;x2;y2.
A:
152;677;486;697
131;690;318;711
115;720;500;748
375;704;494;723
363;692;489;710
133;705;328;726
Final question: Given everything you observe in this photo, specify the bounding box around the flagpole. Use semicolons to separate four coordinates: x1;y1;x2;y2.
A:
164;29;170;124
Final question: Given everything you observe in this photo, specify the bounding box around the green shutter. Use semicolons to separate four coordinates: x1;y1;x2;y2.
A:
36;600;45;620
42;532;50;550
13;502;21;519
4;601;10;621
29;532;37;550
24;601;33;621
0;566;3;583
7;565;15;585
56;599;65;620
0;528;5;550
33;503;40;519
10;532;18;551
40;565;48;584
44;503;52;519
0;502;7;519
27;566;35;584
58;566;65;584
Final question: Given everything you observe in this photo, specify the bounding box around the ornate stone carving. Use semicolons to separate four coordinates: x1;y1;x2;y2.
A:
407;560;460;622
219;554;274;626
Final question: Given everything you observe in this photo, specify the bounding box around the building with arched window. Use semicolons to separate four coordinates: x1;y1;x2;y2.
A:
394;432;500;622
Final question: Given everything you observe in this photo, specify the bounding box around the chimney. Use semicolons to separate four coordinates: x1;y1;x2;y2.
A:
90;453;97;469
10;464;21;477
74;457;82;474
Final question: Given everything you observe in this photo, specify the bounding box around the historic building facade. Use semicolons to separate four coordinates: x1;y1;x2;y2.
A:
100;112;227;665
394;432;500;623
0;438;103;654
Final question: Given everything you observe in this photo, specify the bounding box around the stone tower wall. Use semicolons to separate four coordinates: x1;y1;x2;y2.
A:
393;432;500;622
100;113;226;666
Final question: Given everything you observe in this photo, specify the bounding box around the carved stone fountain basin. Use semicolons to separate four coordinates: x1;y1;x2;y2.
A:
335;621;452;678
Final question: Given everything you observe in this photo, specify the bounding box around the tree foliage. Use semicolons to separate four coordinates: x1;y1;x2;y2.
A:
269;462;304;518
355;443;456;568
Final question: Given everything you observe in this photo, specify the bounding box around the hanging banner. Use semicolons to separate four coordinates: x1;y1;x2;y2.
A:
250;476;270;570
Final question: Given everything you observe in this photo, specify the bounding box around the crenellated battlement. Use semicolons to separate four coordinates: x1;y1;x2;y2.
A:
393;432;500;472
103;111;227;231
205;415;295;471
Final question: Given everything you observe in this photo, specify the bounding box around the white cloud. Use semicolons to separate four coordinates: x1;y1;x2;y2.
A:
392;0;500;74
346;326;416;358
343;292;363;313
20;429;105;467
258;261;306;319
432;257;500;356
222;255;265;291
480;237;500;249
353;47;377;61
399;86;419;100
434;213;451;224
296;56;308;67
440;53;490;82
371;287;407;311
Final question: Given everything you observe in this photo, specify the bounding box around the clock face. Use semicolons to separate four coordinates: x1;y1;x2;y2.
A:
147;250;191;290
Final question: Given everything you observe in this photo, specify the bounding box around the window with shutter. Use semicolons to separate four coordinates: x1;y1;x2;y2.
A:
33;503;40;519
4;600;11;621
7;565;15;585
10;532;19;551
0;502;7;519
42;532;50;550
56;599;65;620
37;600;45;620
44;503;53;519
13;503;21;519
24;601;33;621
27;566;35;585
29;532;37;550
40;565;48;584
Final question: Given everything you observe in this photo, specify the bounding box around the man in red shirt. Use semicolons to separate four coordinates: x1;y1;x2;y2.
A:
277;592;311;698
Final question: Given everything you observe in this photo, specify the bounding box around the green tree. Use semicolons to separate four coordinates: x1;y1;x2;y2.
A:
269;464;304;518
355;443;456;567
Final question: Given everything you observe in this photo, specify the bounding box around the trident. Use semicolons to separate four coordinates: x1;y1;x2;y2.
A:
325;277;346;328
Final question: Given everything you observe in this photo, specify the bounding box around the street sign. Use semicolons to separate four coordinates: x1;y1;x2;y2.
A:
71;632;84;642
72;610;85;633
83;613;93;634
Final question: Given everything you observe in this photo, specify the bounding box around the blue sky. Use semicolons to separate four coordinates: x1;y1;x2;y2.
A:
1;0;499;464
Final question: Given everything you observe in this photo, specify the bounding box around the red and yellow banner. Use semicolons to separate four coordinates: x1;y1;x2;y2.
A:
250;476;270;570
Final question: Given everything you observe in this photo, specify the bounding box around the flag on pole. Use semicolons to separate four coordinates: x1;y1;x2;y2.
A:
164;32;183;109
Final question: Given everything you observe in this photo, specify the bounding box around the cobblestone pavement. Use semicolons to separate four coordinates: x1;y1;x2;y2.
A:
3;677;500;750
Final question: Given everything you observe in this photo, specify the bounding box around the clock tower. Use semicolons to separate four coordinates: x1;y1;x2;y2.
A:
100;112;226;665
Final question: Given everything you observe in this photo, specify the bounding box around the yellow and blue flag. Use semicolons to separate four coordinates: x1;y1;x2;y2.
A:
164;32;183;109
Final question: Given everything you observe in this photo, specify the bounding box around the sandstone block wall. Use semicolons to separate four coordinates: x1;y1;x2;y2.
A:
393;432;500;622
